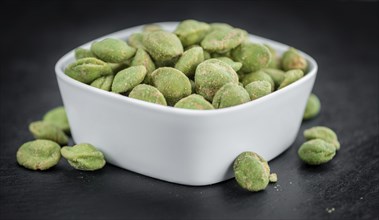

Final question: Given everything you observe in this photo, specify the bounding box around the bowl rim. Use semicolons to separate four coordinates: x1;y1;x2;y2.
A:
55;21;318;116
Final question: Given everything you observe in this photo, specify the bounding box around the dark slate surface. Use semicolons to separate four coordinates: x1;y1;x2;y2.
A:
1;1;378;219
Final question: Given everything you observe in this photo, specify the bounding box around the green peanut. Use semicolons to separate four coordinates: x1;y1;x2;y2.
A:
174;94;214;110
304;126;340;150
142;23;162;32
214;57;243;72
195;59;239;101
127;33;145;49
43;106;70;133
209;23;234;32
298;139;336;165
108;62;128;74
201;28;245;53
90;75;114;91
241;70;275;91
151;67;191;106
61;143;106;171
303;93;321;120
212;83;250;109
174;46;204;77
231;42;272;73
75;48;95;60
131;48;156;84
175;19;210;47
233;151;270;192
278;69;304;89
64;57;113;84
261;68;285;89
245;81;272;100
29;121;68;145
91;38;136;63
281;47;308;72
269;173;278;183
186;44;211;60
142;31;183;66
111;66;147;93
17;140;61;170
128;84;167;106
264;44;280;69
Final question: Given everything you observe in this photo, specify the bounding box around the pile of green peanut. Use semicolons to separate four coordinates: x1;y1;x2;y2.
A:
17;107;106;171
18;20;340;192
65;19;309;110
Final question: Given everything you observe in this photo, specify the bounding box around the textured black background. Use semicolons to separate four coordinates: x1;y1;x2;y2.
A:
1;1;378;219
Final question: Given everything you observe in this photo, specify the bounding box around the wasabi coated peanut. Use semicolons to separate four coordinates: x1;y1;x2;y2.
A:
75;48;95;60
142;23;162;32
142;31;183;65
278;69;304;89
264;44;280;69
64;57;113;84
281;47;308;72
241;70;275;91
298;139;336;165
174;19;210;47
29;121;68;145
304;126;340;150
174;94;214;110
303;93;321;120
213;57;243;72
90;75;114;91
151;67;191;106
209;23;234;32
128;84;167;106
195;59;239;101
61;143;106;171
112;66;147;93
43;106;70;133
127;33;145;49
245;81;272;101
174;46;204;77
91;38;136;63
131;48;156;84
212;83;250;109
185;44;208;57
17;140;61;170
261;68;285;89
108;62;128;74
201;28;246;53
232;42;272;73
269;173;278;183
233;151;270;192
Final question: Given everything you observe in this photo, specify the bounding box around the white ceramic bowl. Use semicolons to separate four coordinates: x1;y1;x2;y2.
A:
55;22;317;186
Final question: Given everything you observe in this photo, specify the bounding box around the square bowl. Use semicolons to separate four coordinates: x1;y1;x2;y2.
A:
55;22;317;186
